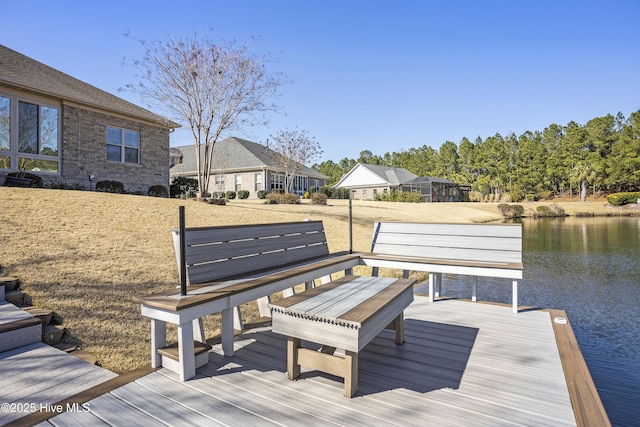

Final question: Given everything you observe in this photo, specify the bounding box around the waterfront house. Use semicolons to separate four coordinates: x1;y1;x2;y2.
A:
333;163;464;202
0;45;179;192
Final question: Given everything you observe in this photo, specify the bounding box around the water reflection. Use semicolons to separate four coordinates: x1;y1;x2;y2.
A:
415;217;639;426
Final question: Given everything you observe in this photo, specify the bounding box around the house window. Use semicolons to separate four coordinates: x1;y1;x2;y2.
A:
106;126;139;164
291;175;308;195
254;173;262;192
0;93;60;173
270;173;285;191
235;174;242;192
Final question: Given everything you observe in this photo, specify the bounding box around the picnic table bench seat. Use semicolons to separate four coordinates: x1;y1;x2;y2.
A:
135;220;361;381
359;222;524;312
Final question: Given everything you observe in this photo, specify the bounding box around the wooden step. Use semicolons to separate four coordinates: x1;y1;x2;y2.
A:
22;307;53;326
42;324;65;345
157;341;212;361
158;341;212;373
0;302;42;352
4;290;25;307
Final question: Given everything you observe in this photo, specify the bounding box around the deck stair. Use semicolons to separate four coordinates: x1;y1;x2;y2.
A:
0;275;68;352
0;301;42;352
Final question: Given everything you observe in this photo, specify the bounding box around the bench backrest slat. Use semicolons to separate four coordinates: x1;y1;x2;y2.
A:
371;222;522;264
172;220;330;285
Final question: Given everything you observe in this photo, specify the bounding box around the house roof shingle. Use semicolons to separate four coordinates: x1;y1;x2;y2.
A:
0;44;179;129
333;163;418;188
170;137;327;179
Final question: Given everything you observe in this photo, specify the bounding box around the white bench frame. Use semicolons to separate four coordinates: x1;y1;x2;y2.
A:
359;222;523;313
136;220;361;381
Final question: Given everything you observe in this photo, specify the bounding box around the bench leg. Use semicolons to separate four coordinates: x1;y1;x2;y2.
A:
428;273;435;302
371;267;379;277
436;273;442;297
472;277;478;302
150;319;166;368
256;296;271;318
402;270;409;279
193;318;205;343
233;306;244;331
512;280;518;313
221;308;234;356
394;313;405;345
287;337;301;380
177;320;195;381
344;350;358;398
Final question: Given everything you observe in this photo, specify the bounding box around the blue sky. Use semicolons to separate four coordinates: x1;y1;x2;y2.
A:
2;0;639;163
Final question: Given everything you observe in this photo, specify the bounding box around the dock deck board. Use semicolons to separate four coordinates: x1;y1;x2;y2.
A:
28;297;599;426
0;343;118;426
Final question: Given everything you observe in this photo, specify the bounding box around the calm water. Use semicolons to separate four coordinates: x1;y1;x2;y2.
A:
416;217;640;427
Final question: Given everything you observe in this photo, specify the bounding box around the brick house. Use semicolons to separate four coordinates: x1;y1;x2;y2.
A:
0;45;179;192
170;137;327;199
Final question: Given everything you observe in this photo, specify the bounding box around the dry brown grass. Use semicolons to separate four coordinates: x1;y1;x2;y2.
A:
0;187;623;373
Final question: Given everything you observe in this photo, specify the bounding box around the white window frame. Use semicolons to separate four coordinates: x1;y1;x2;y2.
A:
254;172;262;192
106;125;140;165
0;90;61;174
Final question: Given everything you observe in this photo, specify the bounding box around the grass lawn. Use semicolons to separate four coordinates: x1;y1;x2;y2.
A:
0;187;624;373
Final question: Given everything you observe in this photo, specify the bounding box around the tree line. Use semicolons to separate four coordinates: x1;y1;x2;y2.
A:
314;109;640;201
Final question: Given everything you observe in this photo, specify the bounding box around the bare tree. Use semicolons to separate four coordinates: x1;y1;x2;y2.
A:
122;32;287;198
265;129;323;194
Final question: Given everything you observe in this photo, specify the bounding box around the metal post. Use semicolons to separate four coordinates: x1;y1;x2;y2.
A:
179;206;187;296
349;193;353;254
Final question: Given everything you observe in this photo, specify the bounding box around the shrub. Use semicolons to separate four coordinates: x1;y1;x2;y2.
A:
95;180;125;194
257;190;268;199
607;192;640;206
264;192;299;204
279;193;300;204
549;203;566;216
311;193;328;205
510;204;525;218
6;171;44;188
375;190;421;203
237;190;250;199
225;191;236;199
328;187;351;199
535;206;552;217
497;203;512;217
148;185;168;198
170;176;198;198
207;198;226;205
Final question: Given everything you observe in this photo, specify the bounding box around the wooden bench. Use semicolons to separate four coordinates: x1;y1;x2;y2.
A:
269;275;414;397
359;222;523;313
135;220;361;381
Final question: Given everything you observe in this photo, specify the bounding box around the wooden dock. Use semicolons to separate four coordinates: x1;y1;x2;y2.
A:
18;296;608;426
0;342;118;426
